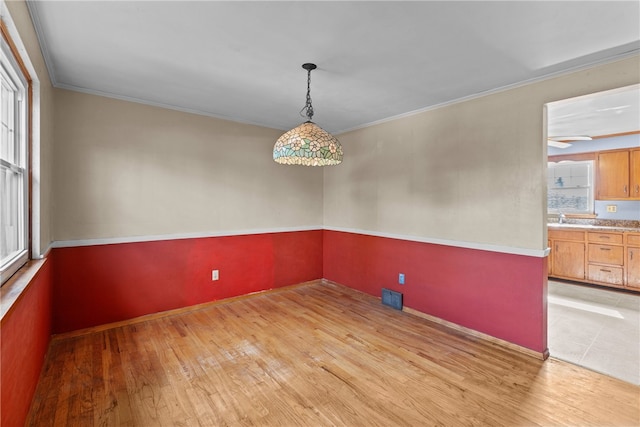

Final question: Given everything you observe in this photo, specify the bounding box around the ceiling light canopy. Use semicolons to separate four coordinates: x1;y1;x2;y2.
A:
273;63;343;166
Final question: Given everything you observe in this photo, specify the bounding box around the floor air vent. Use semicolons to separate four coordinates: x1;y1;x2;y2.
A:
381;288;403;310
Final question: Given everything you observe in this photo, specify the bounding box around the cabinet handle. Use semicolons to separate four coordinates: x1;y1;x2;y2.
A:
599;247;611;251
598;235;610;239
636;184;639;194
631;250;634;261
624;185;628;193
600;269;611;273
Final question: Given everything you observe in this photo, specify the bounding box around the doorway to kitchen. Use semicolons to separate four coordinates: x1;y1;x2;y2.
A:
545;85;640;385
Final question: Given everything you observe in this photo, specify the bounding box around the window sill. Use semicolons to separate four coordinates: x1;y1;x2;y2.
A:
0;258;47;322
549;213;598;219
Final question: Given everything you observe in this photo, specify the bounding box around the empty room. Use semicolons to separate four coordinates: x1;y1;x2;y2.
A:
1;1;639;426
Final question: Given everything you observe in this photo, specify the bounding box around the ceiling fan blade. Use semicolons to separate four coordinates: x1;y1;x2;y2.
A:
548;135;592;141
547;140;572;148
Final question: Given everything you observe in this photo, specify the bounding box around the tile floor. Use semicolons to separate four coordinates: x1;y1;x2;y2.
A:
548;280;640;385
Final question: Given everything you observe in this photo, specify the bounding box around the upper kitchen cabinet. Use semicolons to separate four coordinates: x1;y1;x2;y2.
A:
631;148;640;199
596;148;640;200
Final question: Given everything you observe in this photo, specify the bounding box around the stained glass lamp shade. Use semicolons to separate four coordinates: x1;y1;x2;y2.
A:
273;63;343;166
273;121;343;166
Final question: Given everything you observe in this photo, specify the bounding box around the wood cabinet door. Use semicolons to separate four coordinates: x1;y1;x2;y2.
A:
627;247;640;290
553;241;585;280
597;151;629;199
631;149;640;200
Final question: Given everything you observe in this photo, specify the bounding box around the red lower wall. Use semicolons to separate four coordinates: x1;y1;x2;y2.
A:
52;230;323;333
1;228;547;426
1;259;53;427
323;230;548;353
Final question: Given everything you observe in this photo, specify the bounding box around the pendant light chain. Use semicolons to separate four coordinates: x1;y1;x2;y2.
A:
301;67;314;121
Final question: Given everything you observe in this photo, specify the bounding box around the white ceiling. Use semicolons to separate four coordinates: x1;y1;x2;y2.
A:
547;84;640;138
26;1;640;135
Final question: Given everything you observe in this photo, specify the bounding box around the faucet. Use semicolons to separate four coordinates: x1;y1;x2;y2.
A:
559;212;566;224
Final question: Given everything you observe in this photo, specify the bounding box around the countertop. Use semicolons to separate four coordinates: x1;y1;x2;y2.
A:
548;223;640;233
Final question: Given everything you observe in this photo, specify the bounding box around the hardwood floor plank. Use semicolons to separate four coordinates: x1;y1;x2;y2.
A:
26;281;639;426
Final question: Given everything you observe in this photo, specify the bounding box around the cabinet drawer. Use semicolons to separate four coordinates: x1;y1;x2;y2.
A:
587;232;623;244
627;233;640;246
588;264;623;286
549;230;585;241
588;244;624;265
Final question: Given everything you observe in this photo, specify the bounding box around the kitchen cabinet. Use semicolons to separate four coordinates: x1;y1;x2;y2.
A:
549;227;640;293
549;229;585;281
587;232;624;287
627;233;640;290
596;148;640;200
631;149;640;199
597;150;630;199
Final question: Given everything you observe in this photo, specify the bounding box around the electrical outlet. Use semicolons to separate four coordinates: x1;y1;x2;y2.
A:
606;205;617;213
212;270;219;281
398;273;405;285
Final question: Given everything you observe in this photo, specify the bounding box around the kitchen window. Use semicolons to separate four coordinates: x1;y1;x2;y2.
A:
547;160;594;214
1;27;30;285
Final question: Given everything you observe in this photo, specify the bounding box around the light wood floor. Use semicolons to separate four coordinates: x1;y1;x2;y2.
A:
28;281;639;426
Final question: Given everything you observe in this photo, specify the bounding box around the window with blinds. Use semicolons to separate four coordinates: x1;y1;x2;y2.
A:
547;160;594;214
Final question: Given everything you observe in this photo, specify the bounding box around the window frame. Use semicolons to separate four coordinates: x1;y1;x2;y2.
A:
1;19;32;285
547;159;595;215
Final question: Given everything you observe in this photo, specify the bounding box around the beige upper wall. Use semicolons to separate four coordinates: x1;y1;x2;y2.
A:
7;0;323;245
4;0;55;254
53;89;323;241
325;56;640;251
9;0;637;250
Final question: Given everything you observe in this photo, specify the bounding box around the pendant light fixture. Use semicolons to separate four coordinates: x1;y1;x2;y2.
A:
273;63;343;166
